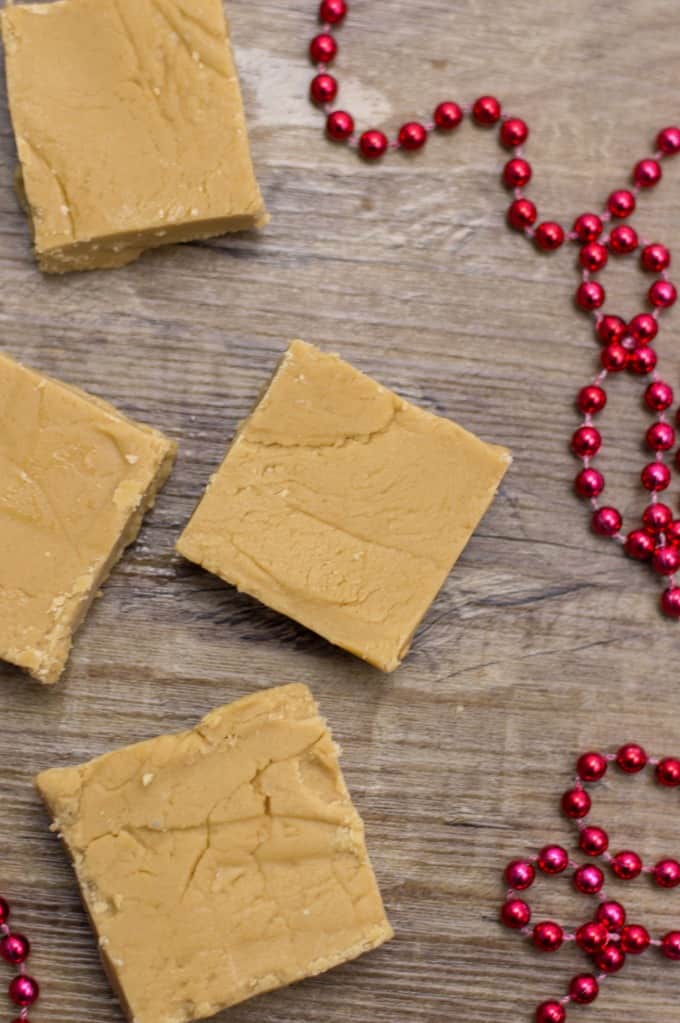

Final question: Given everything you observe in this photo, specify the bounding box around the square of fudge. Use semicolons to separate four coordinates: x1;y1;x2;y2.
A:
1;0;267;273
0;350;176;684
177;340;512;672
35;683;393;1023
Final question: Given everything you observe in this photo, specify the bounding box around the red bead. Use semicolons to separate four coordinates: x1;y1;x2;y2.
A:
580;242;608;272
658;126;680;155
533;921;564;952
666;520;680;545
319;0;347;24
309;33;338;64
641;243;671;273
398;122;427;151
611;850;643;880
472;95;501;126
643;502;673;532
503;157;532;188
593;507;622;536
505;859;536;891
661;931;680;960
8;975;39;1008
569;975;599;1006
576;921;609;953
0;898;9;926
641;462;671;492
359;130;388;160
0;934;30;965
508;198;537;231
629;313;658;346
593;944;626;974
634;158;662;188
597;315;626;345
433;101;463;131
577;385;607;415
661;587;680;619
628;346;657;375
647;422;676;452
500;117;529;147
501;898;531;929
577;751;608;781
610;225;638;254
653;545;680;575
608;189;636;218
562;786;592;817
645;381;674;411
326;110;354;141
575;468;605;499
537;845;569;875
656;757;680;786
571;426;601;458
573;213;603;243
535;1003;566;1023
580;826;609;857
621;924;651;954
596;901;626;931
600;342;628;372
654;859;680;888
535;222;565;251
577;281;606;311
574;864;605;895
310;73;338;104
616;743;648;772
649;279;677;308
625;530;656;561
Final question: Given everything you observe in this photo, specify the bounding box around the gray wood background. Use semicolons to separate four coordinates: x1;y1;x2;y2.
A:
2;1;680;1021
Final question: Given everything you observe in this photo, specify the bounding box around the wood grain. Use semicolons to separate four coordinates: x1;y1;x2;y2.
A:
2;1;680;1021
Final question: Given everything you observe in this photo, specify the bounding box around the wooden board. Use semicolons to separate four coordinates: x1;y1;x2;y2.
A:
2;1;680;1020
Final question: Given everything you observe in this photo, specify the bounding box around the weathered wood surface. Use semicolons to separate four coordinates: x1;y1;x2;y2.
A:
2;1;680;1020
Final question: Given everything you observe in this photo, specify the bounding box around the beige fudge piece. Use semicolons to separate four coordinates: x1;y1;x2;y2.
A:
35;683;393;1023
1;0;267;273
0;351;176;684
177;340;512;672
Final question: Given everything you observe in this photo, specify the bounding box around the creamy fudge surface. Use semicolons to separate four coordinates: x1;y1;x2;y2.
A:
0;351;176;684
1;0;267;272
35;683;393;1023
178;340;512;672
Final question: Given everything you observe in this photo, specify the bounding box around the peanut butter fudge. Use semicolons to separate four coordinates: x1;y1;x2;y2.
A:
35;683;393;1023
1;0;267;273
0;351;176;684
177;340;512;671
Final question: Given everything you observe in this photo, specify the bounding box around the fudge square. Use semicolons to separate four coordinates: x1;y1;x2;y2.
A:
0;351;176;684
35;683;393;1023
177;340;512;672
0;0;267;273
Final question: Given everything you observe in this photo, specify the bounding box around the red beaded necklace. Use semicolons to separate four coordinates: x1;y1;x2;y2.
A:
308;0;680;620
0;898;39;1022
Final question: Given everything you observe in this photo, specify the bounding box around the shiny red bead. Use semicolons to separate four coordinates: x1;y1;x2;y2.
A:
535;1003;566;1023
508;198;537;231
562;786;592;817
500;117;529;148
600;342;628;372
533;921;564;952
0;898;9;926
611;850;643;880
641;243;671;273
319;0;347;24
645;381;674;411
576;921;609;953
643;502;673;532
310;73;338;104
569;974;599;1005
616;743;648;772
649;279;677;308
505;859;536;891
535;222;565;251
359;130;388;160
580;826;609;857
398;122;428;151
594;944;626;974
641;462;671;492
472;95;501;125
609;225;638;254
573;213;603;243
654;859;680;888
8;975;39;1008
309;33;338;63
634;158;662;188
658;126;680;155
629;313;658;346
577;751;608;781
503;157;532;188
597;315;626;345
656;757;680;786
575;468;605;499
571;426;601;458
666;520;680;545
433;101;463;131
0;934;30;965
326;110;355;140
537;845;569;875
574;864;605;895
625;530;656;561
608;189;636;218
621;924;651;954
593;507;623;536
577;385;607;415
501;898;531;929
661;587;680;619
646;422;676;452
661;931;680;960
653;545;680;575
580;242;608;272
596;901;626;931
628;346;657;375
